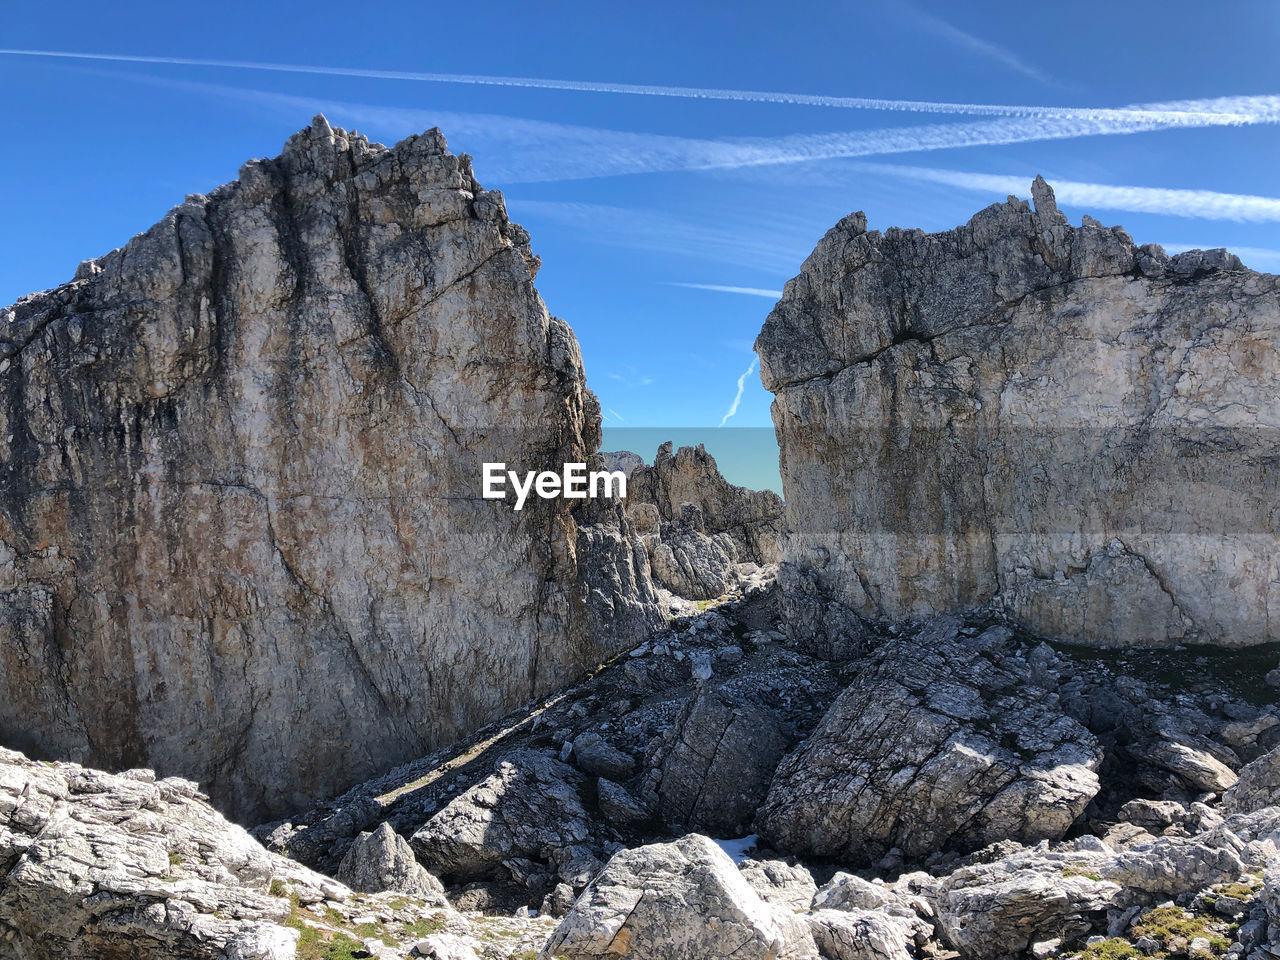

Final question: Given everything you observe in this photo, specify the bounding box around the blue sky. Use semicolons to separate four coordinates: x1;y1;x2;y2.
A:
3;0;1279;444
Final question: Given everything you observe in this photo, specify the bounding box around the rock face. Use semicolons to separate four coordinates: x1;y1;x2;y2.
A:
757;619;1102;864
0;116;660;821
336;822;445;898
624;443;784;600
932;847;1123;959
757;179;1280;647
541;834;816;960
410;750;592;883
648;686;789;835
0;746;345;959
1223;744;1280;813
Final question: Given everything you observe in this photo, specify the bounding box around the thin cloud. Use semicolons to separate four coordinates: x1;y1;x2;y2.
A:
0;46;1250;119
605;367;654;389
841;162;1280;222
719;358;759;427
604;407;627;423
52;73;1280;186
895;3;1056;85
516;201;811;274
666;282;784;298
305;95;1280;183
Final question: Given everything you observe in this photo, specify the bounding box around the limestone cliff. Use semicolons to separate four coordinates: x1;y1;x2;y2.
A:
0;116;659;822
757;179;1279;647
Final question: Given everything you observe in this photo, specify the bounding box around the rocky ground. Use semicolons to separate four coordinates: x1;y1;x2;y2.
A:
1;119;1276;960
7;567;1272;959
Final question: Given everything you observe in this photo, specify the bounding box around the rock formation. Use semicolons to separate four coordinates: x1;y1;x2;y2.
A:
620;443;784;600
409;749;594;884
540;834;818;960
757;618;1102;864
0;746;342;959
5;581;1274;958
757;179;1280;647
336;822;445;899
0;117;661;822
1222;744;1280;814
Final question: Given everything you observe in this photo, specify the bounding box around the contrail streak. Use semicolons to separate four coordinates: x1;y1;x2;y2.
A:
837;162;1280;222
719;359;759;427
0;47;1271;123
667;283;785;298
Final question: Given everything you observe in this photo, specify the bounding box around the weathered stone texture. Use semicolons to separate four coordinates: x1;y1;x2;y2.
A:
757;619;1102;864
0;116;659;821
756;179;1279;646
0;746;344;959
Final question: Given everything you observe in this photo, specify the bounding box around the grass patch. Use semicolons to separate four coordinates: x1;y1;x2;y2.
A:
1132;906;1231;955
268;878;288;898
1077;939;1145;959
281;893;375;960
294;926;363;960
400;914;448;938
1209;879;1262;902
168;852;184;867
1061;863;1103;881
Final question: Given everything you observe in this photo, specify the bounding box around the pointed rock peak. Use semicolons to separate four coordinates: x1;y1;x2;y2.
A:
1031;175;1066;224
310;113;333;138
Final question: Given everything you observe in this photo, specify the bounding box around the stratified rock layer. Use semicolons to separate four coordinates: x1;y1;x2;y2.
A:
0;116;659;821
757;619;1102;864
0;746;344;960
756;180;1280;647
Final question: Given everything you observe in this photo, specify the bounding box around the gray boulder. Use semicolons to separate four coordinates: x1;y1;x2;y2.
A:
0;747;345;959
1223;743;1280;814
932;848;1121;959
336;822;445;899
758;622;1101;864
1131;739;1238;794
811;873;899;913
571;732;637;782
807;909;931;960
1102;830;1245;896
595;778;652;831
651;687;789;835
540;834;817;960
411;750;592;882
738;858;818;913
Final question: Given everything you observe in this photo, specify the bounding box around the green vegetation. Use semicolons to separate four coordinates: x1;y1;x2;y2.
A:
167;851;184;867
268;878;288;898
399;913;448;938
1205;878;1262;903
1071;902;1244;960
293;926;363;960
281;894;378;960
1077;939;1144;959
1060;863;1102;881
1131;906;1232;956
